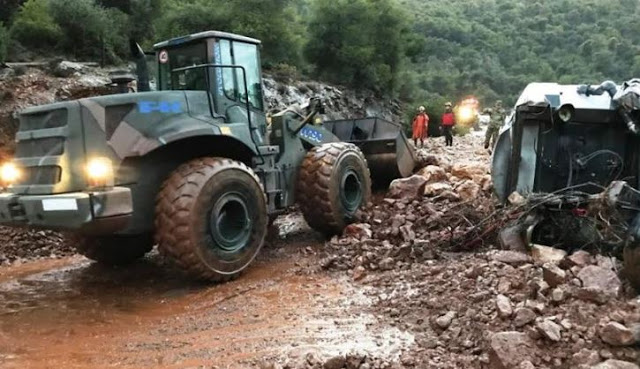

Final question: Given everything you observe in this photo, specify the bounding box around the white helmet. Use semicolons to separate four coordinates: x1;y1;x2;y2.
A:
418;106;425;112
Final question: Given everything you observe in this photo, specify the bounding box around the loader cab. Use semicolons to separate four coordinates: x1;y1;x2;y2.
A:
153;31;266;134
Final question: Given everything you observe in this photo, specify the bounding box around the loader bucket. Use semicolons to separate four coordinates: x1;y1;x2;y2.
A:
323;117;416;183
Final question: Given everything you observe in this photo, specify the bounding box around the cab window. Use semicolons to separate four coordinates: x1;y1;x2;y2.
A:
158;43;207;91
215;40;263;111
233;42;263;111
217;39;236;101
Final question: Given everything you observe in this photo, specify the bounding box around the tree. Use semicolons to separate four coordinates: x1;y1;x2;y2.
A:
305;0;406;93
50;0;127;60
9;0;61;50
0;0;27;23
155;0;303;67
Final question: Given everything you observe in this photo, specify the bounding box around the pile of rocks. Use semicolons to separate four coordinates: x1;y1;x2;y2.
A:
0;227;73;266
314;136;640;369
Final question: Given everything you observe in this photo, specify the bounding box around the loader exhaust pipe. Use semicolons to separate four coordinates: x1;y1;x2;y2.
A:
130;40;150;92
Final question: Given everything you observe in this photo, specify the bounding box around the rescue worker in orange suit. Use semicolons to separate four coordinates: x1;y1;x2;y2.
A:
441;102;456;146
412;106;429;148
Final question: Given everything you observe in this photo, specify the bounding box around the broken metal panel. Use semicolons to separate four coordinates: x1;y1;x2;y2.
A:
515;121;539;196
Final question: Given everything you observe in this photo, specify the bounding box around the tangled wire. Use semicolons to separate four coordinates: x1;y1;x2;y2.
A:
448;182;640;255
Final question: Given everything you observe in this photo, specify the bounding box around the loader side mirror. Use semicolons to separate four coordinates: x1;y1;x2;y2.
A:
130;39;150;92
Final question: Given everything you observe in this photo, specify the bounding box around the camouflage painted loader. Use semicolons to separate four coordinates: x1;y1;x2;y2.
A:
0;31;415;281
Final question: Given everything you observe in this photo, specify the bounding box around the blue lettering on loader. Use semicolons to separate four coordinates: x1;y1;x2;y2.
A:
138;101;183;114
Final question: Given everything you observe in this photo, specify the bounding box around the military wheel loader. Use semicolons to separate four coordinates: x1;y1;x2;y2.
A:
0;31;415;281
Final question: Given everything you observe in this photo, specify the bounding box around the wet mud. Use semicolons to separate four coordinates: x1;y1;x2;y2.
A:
0;217;413;369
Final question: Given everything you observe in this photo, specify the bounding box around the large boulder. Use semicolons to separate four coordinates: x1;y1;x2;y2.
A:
418;165;447;183
455;180;481;201
531;244;567;265
424;182;453;197
542;263;566;287
490;251;532;266
451;162;486;180
513;308;537;327
536;319;562;342
496;294;513;318
599;322;635;346
488;331;535;369
53;60;85;77
576;265;622;302
388;175;427;199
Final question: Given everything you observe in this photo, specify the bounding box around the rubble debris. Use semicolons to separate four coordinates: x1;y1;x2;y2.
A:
417;165;447;183
508;191;526;206
542;263;566;287
599;322;636;346
52;60;85;77
536;319;562;342
388;175;427;199
565;250;594;267
577;265;622;302
488;331;534;369
490;251;532;266
435;311;456;329
514;308;537;327
496;294;513;318
531;245;567;265
0;227;73;266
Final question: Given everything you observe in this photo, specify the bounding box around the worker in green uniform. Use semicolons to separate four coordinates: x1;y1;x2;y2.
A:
484;100;506;149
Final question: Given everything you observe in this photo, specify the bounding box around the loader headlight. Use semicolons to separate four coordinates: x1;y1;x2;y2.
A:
86;157;114;188
0;162;21;187
458;106;474;122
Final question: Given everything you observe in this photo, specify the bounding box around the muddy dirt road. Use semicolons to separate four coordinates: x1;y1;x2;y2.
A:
0;216;412;369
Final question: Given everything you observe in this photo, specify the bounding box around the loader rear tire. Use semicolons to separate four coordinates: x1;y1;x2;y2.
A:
298;143;371;236
155;157;267;281
71;234;153;266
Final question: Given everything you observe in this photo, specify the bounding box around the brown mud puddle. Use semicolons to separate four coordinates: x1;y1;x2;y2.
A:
0;237;412;368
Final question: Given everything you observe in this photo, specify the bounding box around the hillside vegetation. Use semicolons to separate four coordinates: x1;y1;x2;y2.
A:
1;0;640;111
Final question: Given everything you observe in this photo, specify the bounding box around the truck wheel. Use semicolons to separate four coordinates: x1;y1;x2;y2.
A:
71;234;153;265
155;157;267;281
298;143;371;235
624;243;640;290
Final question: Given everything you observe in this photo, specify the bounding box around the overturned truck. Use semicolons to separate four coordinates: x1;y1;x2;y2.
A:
492;80;640;288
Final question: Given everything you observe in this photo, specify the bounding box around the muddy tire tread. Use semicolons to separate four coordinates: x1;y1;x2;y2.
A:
155;157;266;281
297;142;371;235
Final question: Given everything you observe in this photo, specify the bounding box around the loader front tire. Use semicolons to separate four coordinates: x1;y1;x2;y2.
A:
155;157;267;281
298;143;371;236
71;234;153;266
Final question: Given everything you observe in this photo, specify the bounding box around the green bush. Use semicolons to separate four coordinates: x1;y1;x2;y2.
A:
50;0;127;60
10;0;62;50
269;63;300;83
